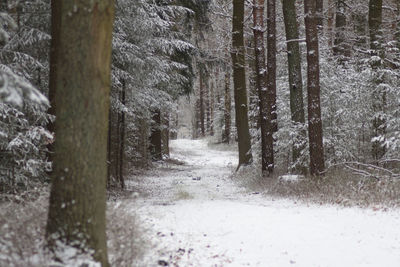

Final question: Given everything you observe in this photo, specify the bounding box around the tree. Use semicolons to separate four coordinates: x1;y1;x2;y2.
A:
267;0;277;134
232;0;253;168
282;0;306;173
368;0;386;162
252;0;274;174
304;0;325;175
223;66;232;143
46;1;114;265
333;0;349;58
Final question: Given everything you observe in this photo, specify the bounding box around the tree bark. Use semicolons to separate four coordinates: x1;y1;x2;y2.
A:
223;68;231;143
282;0;306;173
267;0;277;133
118;81;126;189
199;68;205;137
304;0;325;175
253;0;274;175
333;0;349;58
369;0;386;161
150;109;162;160
46;1;114;266
161;113;170;158
232;0;253;167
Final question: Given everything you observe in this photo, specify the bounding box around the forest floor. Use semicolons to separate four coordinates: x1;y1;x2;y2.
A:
129;139;400;267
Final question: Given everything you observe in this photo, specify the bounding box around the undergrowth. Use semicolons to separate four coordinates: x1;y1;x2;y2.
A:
0;187;147;266
235;167;400;208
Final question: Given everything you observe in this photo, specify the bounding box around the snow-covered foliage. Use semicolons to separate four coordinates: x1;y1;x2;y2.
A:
110;0;195;169
0;1;52;192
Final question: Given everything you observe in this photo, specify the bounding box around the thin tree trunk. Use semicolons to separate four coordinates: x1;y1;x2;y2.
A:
253;0;274;175
150;109;162;160
282;0;306;174
327;0;335;48
267;0;277;133
46;1;114;265
162;113;170;158
304;0;325;175
232;0;253;167
107;108;112;187
210;78;214;136
316;0;324;30
369;0;386;162
118;81;126;189
223;68;231;143
199;69;205;137
333;0;349;58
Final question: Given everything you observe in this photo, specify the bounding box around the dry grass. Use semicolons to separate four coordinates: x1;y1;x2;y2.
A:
236;167;400;208
0;188;147;266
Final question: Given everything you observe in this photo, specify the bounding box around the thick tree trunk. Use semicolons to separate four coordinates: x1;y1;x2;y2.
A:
223;69;231;143
232;0;253;167
304;0;325;175
46;1;114;266
267;0;277;133
150;109;162;160
282;0;306;173
369;0;386;162
253;0;274;175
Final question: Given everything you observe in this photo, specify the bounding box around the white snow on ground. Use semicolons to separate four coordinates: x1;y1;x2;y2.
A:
129;139;400;267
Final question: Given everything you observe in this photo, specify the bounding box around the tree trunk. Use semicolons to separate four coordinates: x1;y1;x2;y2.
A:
118;81;126;189
304;0;325;175
253;0;274;175
232;0;253;167
107;108;112;187
199;69;205;137
316;0;324;30
333;0;349;58
162;113;170;158
369;0;386;162
282;0;306;174
46;1;114;266
150;109;162;160
210;78;214;136
267;0;277;134
223;68;231;144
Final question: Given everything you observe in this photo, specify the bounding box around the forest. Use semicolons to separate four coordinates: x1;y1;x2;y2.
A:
0;0;400;266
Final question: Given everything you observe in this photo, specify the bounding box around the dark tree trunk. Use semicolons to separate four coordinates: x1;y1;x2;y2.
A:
107;108;112;187
304;0;325;175
267;0;277;133
232;0;253;167
253;0;274;175
206;78;211;133
316;0;324;29
210;78;214;136
369;0;386;162
199;69;205;137
162;113;170;158
118;81;126;189
223;68;231;143
46;1;114;266
282;0;306;174
150;109;162;160
333;0;349;58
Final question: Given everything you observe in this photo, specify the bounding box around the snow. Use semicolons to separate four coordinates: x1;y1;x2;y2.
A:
131;139;400;267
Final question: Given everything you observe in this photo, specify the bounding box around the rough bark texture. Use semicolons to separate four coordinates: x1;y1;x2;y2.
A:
46;1;114;266
253;0;274;175
150;109;162;160
232;0;253;167
267;0;277;133
282;0;306;173
304;0;325;175
369;0;386;161
223;69;231;143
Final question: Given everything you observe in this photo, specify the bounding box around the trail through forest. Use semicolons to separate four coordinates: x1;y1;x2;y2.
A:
130;140;400;267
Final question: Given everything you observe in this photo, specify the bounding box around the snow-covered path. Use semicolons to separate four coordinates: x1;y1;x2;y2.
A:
130;139;400;267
